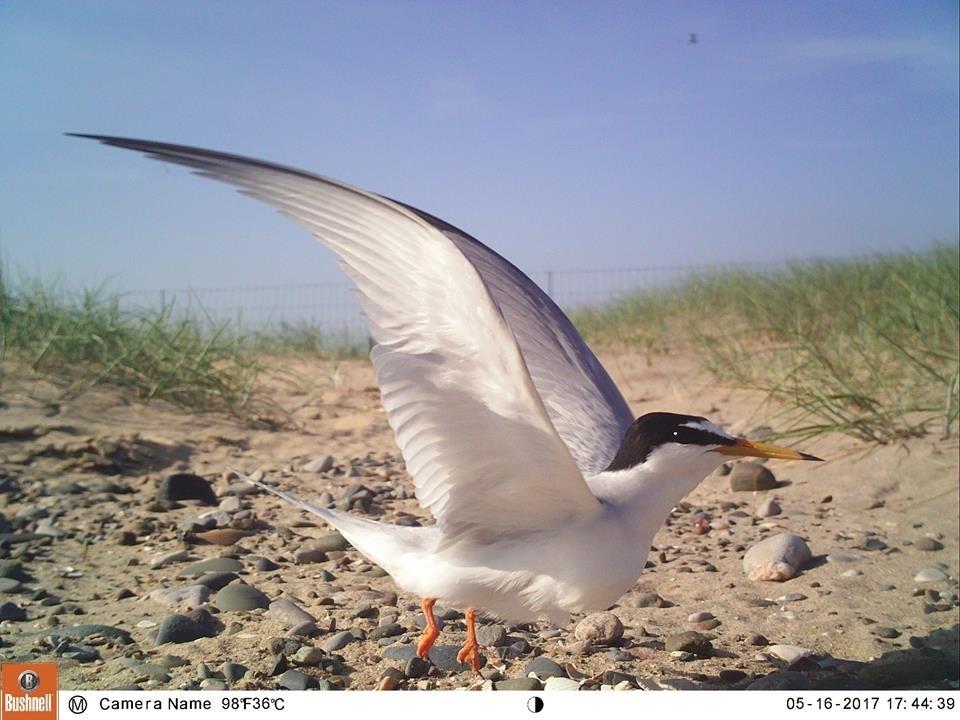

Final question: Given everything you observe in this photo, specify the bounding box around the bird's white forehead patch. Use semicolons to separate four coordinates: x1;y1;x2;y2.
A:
681;419;733;439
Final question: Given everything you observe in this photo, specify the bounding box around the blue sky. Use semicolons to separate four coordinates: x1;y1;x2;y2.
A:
2;1;957;294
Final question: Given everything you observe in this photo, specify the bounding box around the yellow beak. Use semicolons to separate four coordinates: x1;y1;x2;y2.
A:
712;438;822;462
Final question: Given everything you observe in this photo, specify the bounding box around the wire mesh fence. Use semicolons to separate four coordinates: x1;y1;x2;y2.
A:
115;259;793;344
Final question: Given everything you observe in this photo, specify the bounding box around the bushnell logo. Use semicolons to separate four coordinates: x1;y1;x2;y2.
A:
1;662;58;720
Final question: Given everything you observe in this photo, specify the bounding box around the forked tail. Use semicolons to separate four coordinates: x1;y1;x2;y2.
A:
229;467;430;569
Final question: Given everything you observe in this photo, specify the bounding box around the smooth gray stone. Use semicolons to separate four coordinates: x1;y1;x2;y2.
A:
322;631;357;652
0;578;23;593
178;558;244;577
158;473;217;505
269;599;317;627
495;677;542;691
524;656;565;679
747;671;812;690
221;662;248;682
215;584;269;612
155;614;214;644
194;572;239;591
43;624;132;643
279;669;315;690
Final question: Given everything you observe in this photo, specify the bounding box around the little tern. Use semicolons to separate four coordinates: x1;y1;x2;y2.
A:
72;134;820;671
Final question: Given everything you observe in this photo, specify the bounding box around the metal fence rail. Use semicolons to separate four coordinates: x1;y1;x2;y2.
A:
114;258;806;342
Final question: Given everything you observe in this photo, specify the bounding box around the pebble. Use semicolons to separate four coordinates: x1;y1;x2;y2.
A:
0;578;22;593
378;676;400;691
719;669;747;683
268;654;288;676
293;546;328;565
158;473;218;505
872;626;901;639
914;567;948;583
155;613;215;644
730;462;778;491
147;585;211;609
192;529;253;546
44;624;133;643
0;602;26;621
404;656;431;679
368;623;404;640
767;644;813;664
149;549;190;569
742;533;812;581
178;558;244;577
543;677;581;690
59;643;102;662
292;646;325;666
495;678;542;691
755;497;782;517
218;496;243;513
626;592;669;608
288;621;319;637
664;631;712;657
476;624;508;647
157;655;190;669
200;679;227;691
279;669;314;690
302;455;335;473
215;584;270;612
35;519;67;538
687;611;714;622
842;569;863;577
776;593;807;603
322;631;356;652
524;656;565;679
915;538;944;552
193;572;239;591
0;562;28;580
254;557;280;572
309;532;351;552
748;633;769;646
747;671;811;690
572;612;623;645
658;677;702;690
268;599;317;627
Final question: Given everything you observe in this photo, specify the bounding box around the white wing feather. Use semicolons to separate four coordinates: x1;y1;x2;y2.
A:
75;135;601;539
391;203;634;475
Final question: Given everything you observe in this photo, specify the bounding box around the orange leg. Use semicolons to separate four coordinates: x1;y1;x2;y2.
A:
456;607;482;672
416;597;441;660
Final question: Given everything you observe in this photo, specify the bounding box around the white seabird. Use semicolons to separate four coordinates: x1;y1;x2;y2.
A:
73;134;821;671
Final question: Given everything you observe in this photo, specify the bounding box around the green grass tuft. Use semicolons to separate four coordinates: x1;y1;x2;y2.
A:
572;244;960;443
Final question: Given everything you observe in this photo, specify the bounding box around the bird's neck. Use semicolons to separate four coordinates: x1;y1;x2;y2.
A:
587;453;714;528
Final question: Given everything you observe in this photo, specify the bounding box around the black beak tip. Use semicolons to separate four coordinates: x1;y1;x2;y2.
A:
800;452;824;462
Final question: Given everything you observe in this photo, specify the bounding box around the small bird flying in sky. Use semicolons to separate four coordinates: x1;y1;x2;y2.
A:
72;134;820;672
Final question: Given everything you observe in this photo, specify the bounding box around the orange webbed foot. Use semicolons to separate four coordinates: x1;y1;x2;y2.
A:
417;597;440;661
457;607;483;673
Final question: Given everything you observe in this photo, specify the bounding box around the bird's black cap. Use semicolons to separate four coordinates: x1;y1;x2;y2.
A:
605;412;735;472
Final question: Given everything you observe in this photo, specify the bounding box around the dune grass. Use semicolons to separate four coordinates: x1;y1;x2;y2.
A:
572;244;960;443
0;270;362;421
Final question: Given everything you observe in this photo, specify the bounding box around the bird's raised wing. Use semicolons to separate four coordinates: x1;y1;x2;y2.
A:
390;203;634;476
72;134;601;539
